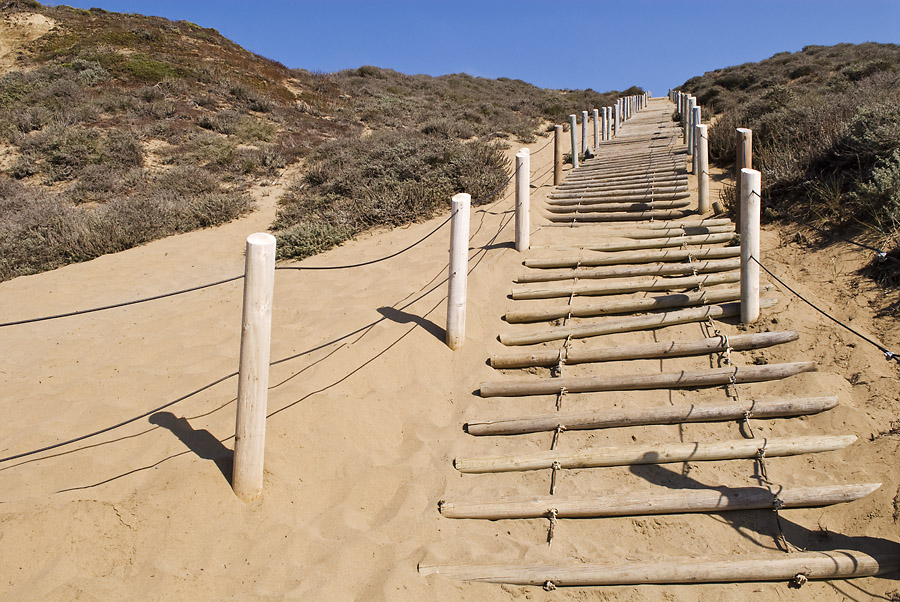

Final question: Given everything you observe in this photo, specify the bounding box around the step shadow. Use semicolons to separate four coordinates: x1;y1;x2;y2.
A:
149;411;232;483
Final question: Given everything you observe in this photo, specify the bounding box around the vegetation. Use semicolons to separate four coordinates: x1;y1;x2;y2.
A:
681;43;900;259
0;2;639;278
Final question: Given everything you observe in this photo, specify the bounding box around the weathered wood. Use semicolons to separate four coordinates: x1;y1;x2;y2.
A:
515;149;529;252
504;284;771;324
233;232;277;503
418;550;900;585
569;114;578;169
515;257;740;283
491;328;793;368
510;270;741;300
697;123;709;214
546;199;691;214
523;246;740;269
465;394;832;435
556;175;687;190
537;218;733;235
479;360;814;397
548;209;695;223
446;193;470;349
553;124;563;185
741;167;761;323
569;225;734;240
454;433;850;473
549;187;687;200
439;482;876;519
501;298;777;346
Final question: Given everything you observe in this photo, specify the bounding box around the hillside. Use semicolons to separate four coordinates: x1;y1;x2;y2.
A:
0;1;639;279
680;43;900;268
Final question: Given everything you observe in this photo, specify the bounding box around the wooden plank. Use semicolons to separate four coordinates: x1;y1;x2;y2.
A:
439;482;878;519
491;328;793;368
510;270;741;300
454;433;851;473
465;394;832;435
418;550;900;585
515;257;740;284
546;200;691;213
479;360;815;397
500;298;778;346
523;247;740;268
548;210;695;223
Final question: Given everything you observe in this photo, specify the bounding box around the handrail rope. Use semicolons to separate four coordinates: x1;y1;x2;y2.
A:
0;192;519;465
1;170;519;326
751;256;900;363
800;221;900;264
0;275;244;328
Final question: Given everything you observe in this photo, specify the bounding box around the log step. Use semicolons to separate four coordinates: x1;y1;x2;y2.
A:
510;270;741;301
500;298;778;346
439;482;879;519
453;433;852;473
418;550;900;585
479;361;815;397
515;257;740;284
465;394;832;435
523;246;740;269
545;200;691;213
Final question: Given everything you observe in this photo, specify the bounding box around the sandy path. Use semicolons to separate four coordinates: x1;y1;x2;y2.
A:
1;102;899;602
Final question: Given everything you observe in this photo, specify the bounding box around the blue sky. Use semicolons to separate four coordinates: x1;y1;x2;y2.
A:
48;1;900;95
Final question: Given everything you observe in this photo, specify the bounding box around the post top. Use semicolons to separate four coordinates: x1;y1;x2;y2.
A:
736;127;753;134
740;167;761;176
247;232;276;246
451;192;471;204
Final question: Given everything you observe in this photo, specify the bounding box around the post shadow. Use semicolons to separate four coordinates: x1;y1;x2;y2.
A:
377;306;444;342
628;457;900;568
149;411;233;483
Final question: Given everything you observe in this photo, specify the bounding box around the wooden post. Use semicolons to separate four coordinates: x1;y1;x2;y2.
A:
741;168;761;323
580;110;588;155
568;114;578;168
735;127;752;228
697;124;709;214
515;149;529;252
592;108;600;148
553;124;563;185
604;107;610;141
691;105;701;172
446;193;470;349
232;232;276;503
614;102;620;135
686;97;696;150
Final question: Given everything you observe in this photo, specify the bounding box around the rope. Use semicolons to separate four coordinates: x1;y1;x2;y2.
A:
550;460;561;494
547;507;559;547
801;222;900;264
0;275;244;328
752;256;900;363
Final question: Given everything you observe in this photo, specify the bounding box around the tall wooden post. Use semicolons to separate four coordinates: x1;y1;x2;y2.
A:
515;149;530;252
697;124;709;214
553;124;563;185
735;127;753;228
691;105;701;171
581;110;589;155
233;232;276;503
592;108;600;148
740;168;761;324
568;114;579;169
447;193;471;349
614;102;620;136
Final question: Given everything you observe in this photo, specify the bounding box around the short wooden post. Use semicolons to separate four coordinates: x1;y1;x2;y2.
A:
697;123;709;214
740;168;761;324
447;193;471;349
581;110;589;155
691;105;701;171
592;108;600;148
233;232;276;503
553;124;563;185
568;114;578;169
614;103;620;135
603;107;610;140
515;149;530;252
735;127;752;228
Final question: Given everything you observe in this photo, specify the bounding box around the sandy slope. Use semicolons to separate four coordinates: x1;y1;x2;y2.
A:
1;103;899;602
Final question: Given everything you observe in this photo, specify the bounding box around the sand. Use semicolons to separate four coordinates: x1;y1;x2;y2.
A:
1;99;899;601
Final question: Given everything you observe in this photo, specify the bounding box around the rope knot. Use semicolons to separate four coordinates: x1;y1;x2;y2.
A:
543;580;557;591
790;573;808;588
